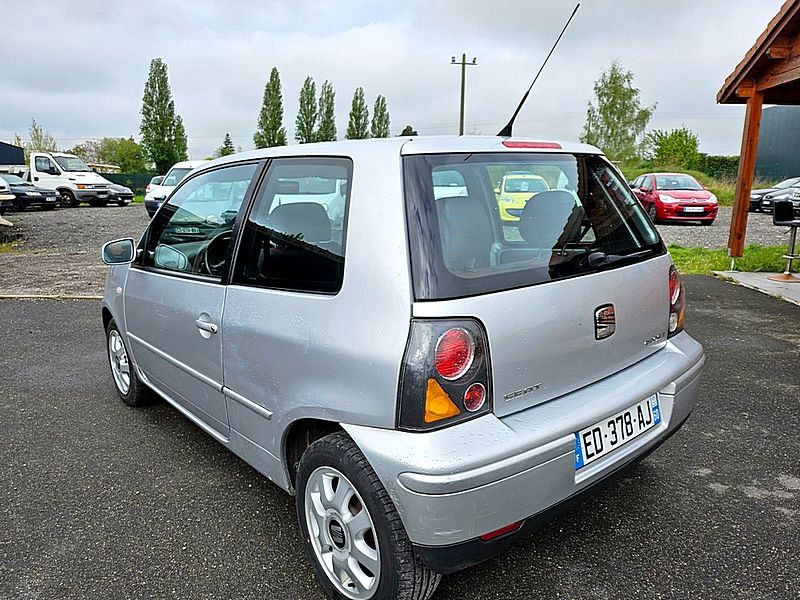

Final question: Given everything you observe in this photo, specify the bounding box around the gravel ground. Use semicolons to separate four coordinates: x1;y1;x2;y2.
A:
1;277;798;599
0;205;791;296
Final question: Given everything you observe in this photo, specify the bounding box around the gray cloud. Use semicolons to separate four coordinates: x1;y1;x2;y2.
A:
1;0;785;159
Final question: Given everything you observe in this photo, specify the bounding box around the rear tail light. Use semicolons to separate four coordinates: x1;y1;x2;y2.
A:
398;319;492;431
668;265;685;337
146;184;152;193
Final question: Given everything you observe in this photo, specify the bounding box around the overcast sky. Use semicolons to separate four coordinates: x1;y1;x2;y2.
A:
1;0;786;160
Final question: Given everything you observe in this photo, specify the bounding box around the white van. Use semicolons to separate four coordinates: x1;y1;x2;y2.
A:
27;152;114;207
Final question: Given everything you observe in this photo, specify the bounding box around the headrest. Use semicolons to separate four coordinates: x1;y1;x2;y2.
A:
518;190;583;245
268;202;331;243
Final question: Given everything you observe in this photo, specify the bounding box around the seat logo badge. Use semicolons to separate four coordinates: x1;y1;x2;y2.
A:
504;383;541;401
594;304;616;340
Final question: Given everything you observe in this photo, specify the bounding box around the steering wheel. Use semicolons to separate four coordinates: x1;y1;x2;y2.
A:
194;230;232;277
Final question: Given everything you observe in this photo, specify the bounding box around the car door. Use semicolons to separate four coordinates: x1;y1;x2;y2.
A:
640;175;655;208
124;162;259;438
31;154;62;190
221;157;352;479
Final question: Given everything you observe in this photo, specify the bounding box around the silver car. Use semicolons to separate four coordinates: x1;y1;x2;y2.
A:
101;136;704;600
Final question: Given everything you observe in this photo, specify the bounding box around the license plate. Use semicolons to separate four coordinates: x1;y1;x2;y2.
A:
46;196;56;202
574;395;661;469
174;226;200;234
683;206;704;213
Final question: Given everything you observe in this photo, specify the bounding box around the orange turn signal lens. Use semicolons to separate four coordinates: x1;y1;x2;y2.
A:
424;378;461;423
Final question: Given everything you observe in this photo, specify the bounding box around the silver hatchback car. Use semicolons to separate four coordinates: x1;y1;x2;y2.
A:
101;136;705;600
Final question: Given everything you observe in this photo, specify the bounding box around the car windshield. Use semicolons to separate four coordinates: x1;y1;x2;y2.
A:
162;168;192;187
53;156;93;172
0;174;26;185
504;176;549;193
775;177;800;189
655;175;703;191
404;153;664;300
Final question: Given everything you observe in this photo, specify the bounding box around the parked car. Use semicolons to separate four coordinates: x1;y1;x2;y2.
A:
0;173;59;211
495;171;551;221
106;183;134;207
0;178;14;215
631;172;718;225
24;152;113;207
758;185;800;214
749;177;800;211
145;175;164;197
100;137;705;600
144;160;205;216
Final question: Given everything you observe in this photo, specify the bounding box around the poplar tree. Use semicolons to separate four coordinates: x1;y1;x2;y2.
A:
140;58;188;173
316;80;337;142
254;67;288;148
370;95;391;138
345;87;370;140
295;77;318;143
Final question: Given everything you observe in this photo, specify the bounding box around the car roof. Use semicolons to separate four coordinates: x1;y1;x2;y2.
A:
199;135;604;171
169;160;206;169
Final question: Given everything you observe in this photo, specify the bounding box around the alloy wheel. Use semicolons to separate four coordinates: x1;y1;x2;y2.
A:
108;329;131;395
304;466;381;599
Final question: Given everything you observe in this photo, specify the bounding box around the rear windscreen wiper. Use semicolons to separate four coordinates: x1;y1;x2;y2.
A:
584;249;654;268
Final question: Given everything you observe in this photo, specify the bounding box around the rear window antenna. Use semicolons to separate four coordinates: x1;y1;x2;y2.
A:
498;3;581;138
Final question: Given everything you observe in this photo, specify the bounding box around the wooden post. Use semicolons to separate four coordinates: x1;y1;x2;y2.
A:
728;89;764;258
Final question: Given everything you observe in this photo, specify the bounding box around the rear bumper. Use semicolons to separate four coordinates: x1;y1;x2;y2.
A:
343;331;704;568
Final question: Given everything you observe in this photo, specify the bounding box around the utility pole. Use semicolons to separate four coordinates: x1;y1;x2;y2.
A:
451;53;477;135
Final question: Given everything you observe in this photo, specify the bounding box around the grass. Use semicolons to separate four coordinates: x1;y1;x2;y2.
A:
0;241;17;254
668;244;790;274
134;194;144;204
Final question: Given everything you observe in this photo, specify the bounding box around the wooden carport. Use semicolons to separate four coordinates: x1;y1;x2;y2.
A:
717;0;800;258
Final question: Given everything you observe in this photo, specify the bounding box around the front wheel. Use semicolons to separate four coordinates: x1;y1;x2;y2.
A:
647;204;658;223
106;319;152;406
296;433;441;600
61;190;80;207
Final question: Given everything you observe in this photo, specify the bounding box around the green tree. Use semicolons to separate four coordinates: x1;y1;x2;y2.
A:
215;133;236;157
345;87;370;140
22;118;59;155
316;80;337;142
139;58;189;173
66;140;102;164
370;94;391;138
98;137;149;172
580;61;655;163
254;67;287;148
399;125;418;136
295;77;318;143
645;127;700;169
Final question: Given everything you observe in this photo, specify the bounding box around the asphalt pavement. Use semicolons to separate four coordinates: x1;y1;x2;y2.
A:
1;276;798;599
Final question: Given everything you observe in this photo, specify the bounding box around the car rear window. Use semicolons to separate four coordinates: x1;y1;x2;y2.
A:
404;152;665;300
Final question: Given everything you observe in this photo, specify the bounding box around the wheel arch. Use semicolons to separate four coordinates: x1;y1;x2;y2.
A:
283;418;343;493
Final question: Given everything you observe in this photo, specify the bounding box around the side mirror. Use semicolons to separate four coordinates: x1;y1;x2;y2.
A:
494;187;500;195
48;167;60;176
154;195;167;202
154;244;188;271
101;238;135;265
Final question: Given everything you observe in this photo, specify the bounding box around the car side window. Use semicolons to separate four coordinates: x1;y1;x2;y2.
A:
35;156;55;173
232;157;352;294
641;176;652;191
143;163;257;279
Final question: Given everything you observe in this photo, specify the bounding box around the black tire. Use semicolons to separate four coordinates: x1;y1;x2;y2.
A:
61;189;80;207
105;318;152;407
296;432;441;600
14;198;25;212
89;199;109;207
647;204;658;224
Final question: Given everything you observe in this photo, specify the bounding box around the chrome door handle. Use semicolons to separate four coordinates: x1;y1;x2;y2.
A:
195;319;218;334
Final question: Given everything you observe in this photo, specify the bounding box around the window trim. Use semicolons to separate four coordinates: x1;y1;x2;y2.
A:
133;159;265;284
228;155;354;296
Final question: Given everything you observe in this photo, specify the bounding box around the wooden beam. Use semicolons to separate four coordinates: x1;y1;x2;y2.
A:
728;91;764;258
766;36;792;58
736;79;756;98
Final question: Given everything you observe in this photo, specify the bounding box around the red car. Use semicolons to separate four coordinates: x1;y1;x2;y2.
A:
631;173;718;225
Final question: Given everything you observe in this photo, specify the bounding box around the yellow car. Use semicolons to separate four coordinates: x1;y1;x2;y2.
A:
495;172;550;221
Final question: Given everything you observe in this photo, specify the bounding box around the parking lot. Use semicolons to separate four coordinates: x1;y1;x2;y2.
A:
1;276;798;599
0;205;790;297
